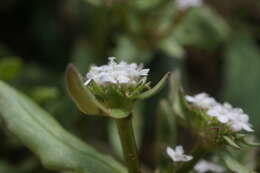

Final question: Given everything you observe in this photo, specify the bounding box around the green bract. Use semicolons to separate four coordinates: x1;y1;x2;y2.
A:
65;64;169;119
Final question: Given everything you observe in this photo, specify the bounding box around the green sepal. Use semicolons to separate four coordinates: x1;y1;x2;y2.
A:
133;72;170;100
223;136;240;149
65;64;129;119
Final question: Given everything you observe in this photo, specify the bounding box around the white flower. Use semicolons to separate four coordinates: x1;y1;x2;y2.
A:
166;145;193;162
185;93;254;132
175;0;202;10
185;93;218;109
84;57;149;86
194;160;224;173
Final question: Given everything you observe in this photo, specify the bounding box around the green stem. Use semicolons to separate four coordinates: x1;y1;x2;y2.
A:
116;114;141;173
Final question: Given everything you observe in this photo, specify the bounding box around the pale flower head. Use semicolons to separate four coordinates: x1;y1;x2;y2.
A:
166;145;193;162
84;57;149;86
185;93;218;109
175;0;203;10
194;159;224;173
185;93;254;132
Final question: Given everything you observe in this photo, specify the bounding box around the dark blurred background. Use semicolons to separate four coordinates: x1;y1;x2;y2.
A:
0;0;260;172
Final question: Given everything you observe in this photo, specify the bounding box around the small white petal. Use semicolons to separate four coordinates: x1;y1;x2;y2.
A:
185;95;195;102
175;145;184;154
166;146;192;162
242;124;254;132
85;57;149;86
217;115;229;123
84;79;92;86
139;69;150;76
194;160;224;173
117;75;130;84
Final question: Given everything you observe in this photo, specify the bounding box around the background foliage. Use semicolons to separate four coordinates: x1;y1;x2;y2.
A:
0;0;260;172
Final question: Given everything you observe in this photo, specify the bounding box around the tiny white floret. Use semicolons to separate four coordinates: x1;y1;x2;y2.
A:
185;93;254;132
166;145;193;162
84;57;149;86
194;159;224;173
185;93;218;109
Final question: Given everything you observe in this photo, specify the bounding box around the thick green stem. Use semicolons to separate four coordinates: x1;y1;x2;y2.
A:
116;115;141;173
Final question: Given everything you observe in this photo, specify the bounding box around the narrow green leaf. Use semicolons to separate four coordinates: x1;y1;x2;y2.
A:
242;137;260;147
134;72;170;100
223;136;240;149
224;155;254;173
0;81;127;173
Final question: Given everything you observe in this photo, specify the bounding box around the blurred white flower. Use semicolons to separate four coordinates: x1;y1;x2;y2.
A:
166;145;193;162
185;93;218;109
175;0;202;10
194;160;224;173
84;57;149;86
185;93;254;132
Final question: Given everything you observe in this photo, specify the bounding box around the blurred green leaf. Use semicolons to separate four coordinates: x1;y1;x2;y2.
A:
114;36;152;63
223;136;240;149
0;161;17;173
155;99;176;165
173;7;230;49
29;86;59;103
159;38;185;59
131;0;162;10
0;57;22;81
224;155;255;173
0;81;127;173
221;32;260;134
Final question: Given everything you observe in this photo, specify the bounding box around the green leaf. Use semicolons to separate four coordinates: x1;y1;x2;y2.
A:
0;81;127;173
131;0;161;10
134;72;170;100
242;137;260;147
65;64;101;115
224;155;254;173
221;32;260;133
0;56;23;81
169;71;185;119
113;36;152;64
173;7;230;49
223;136;240;149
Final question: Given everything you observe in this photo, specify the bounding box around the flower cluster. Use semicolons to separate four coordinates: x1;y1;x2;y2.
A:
84;57;149;86
185;93;253;132
175;0;202;10
166;145;193;162
194;160;224;173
